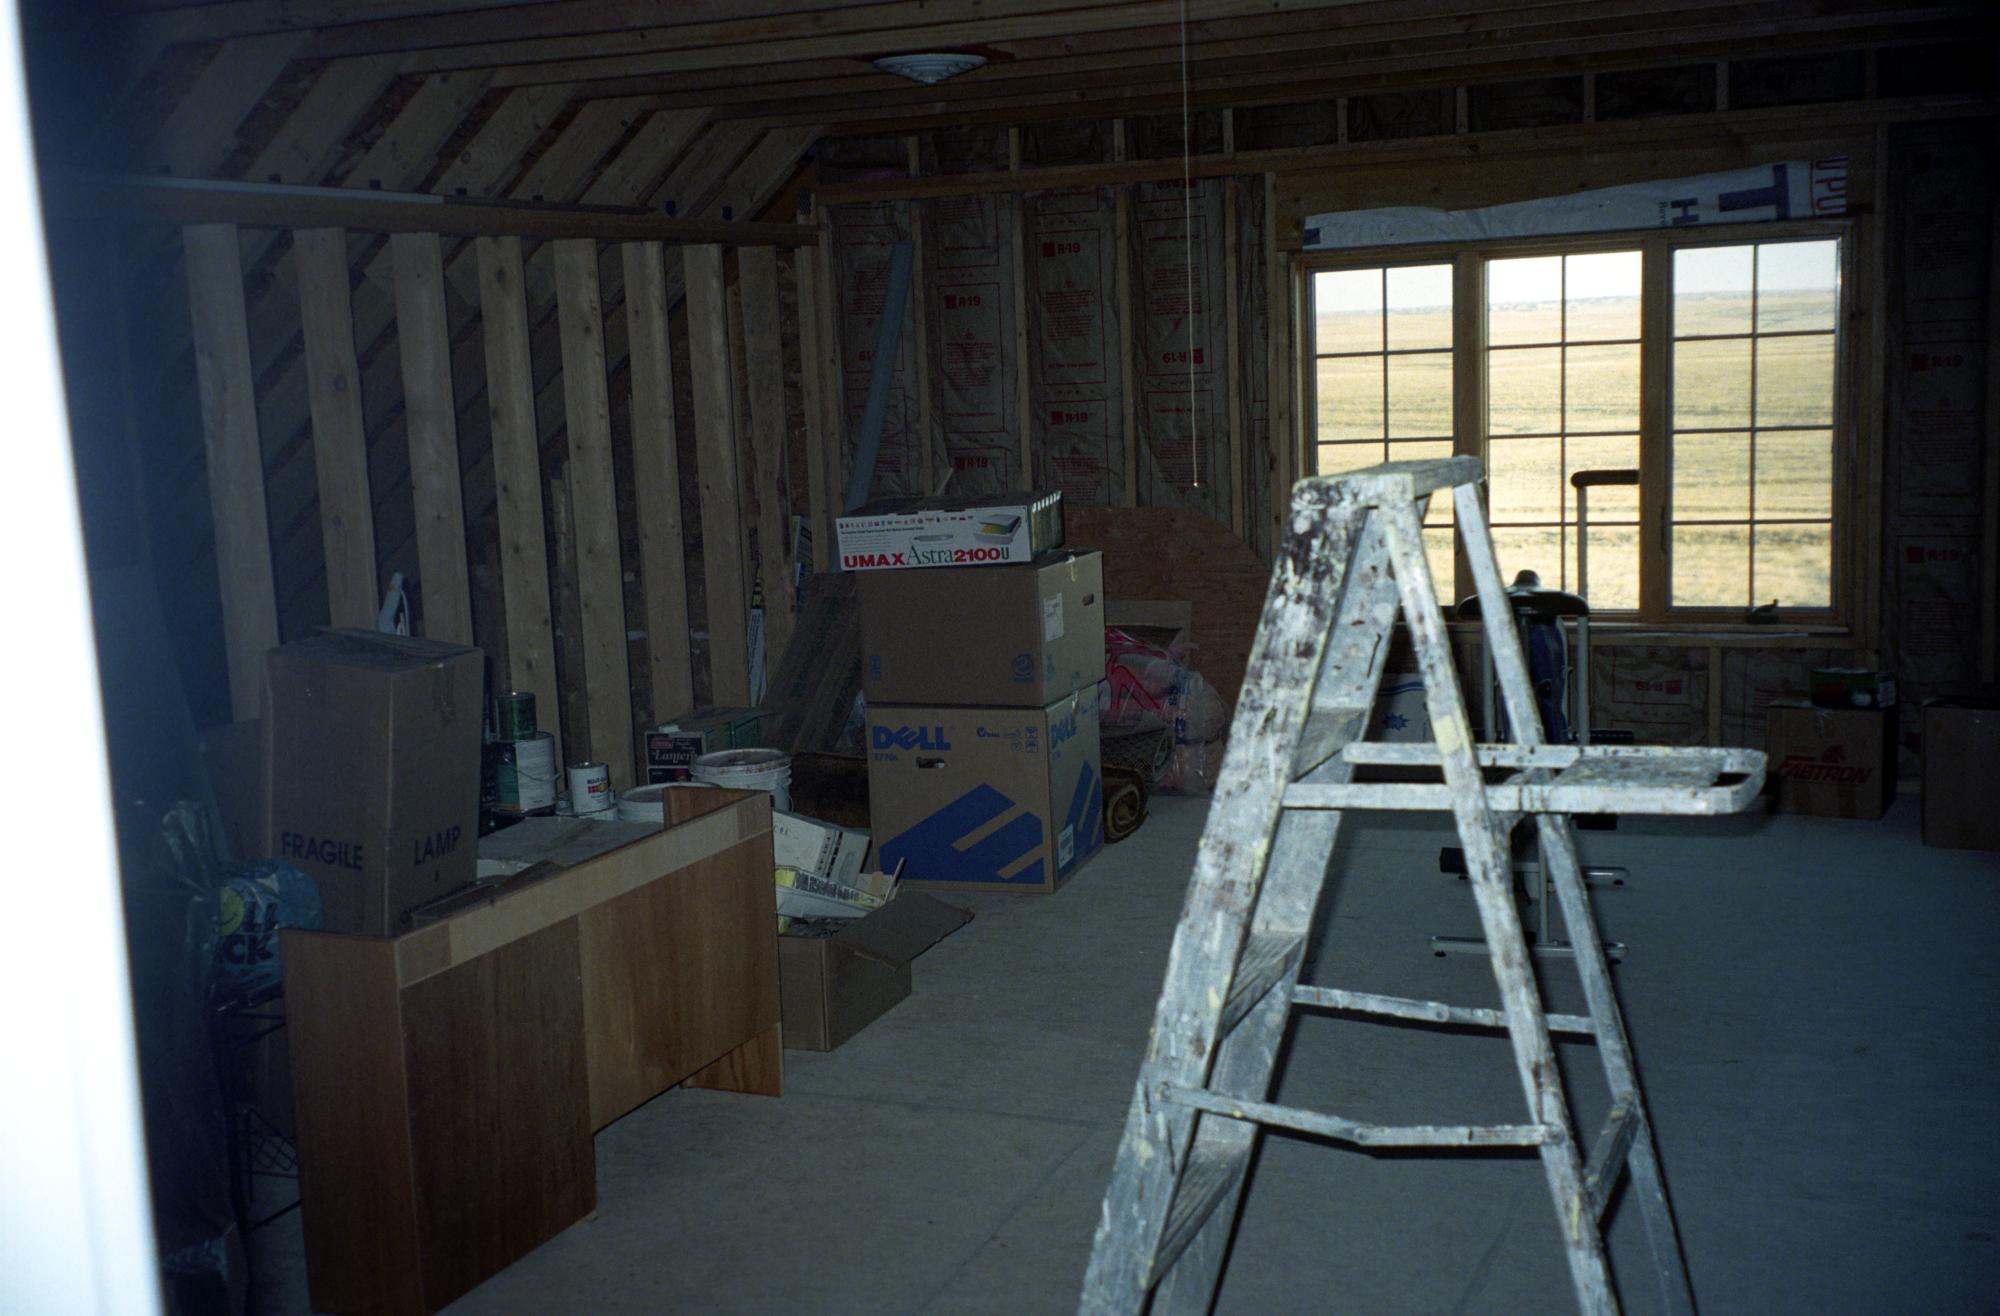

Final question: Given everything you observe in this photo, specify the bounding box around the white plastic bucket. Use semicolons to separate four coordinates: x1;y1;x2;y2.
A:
691;748;792;812
615;782;682;825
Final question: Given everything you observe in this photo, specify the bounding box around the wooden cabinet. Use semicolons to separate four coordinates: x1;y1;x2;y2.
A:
283;787;780;1314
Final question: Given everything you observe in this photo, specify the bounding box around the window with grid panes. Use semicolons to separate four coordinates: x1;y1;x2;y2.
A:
1669;239;1839;610
1303;230;1845;622
1309;262;1457;595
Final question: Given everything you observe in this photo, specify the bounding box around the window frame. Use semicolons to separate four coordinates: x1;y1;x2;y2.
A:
1297;218;1863;630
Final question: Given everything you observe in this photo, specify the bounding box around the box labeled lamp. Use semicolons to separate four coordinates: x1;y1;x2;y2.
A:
835;490;1063;571
865;686;1104;893
1921;693;2000;850
1765;700;1895;819
645;706;766;783
860;551;1104;708
261;630;483;934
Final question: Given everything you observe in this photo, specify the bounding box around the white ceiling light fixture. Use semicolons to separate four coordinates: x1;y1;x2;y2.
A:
873;52;987;85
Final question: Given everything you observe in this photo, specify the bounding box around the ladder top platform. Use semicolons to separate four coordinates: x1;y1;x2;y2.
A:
1303;455;1482;502
1290;743;1766;817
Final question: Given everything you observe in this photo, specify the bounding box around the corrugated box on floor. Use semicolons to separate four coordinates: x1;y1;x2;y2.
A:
779;893;972;1051
645;706;766;783
262;630;483;934
860;551;1104;707
866;686;1103;893
836;490;1063;571
1765;700;1895;819
1921;693;2000;850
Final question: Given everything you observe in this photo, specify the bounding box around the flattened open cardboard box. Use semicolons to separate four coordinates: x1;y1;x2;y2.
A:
780;893;972;1051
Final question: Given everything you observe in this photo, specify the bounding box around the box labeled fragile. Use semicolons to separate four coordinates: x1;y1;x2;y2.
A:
859;551;1104;707
836;490;1063;571
262;630;483;934
866;686;1103;893
1765;700;1895;819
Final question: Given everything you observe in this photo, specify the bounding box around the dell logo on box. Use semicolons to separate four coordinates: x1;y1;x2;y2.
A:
873;724;953;752
1051;712;1078;747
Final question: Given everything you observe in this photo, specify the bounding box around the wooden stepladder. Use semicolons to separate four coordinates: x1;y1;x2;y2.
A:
1079;458;1764;1315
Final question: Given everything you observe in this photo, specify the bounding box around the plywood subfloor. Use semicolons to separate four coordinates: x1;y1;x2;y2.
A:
249;795;2000;1314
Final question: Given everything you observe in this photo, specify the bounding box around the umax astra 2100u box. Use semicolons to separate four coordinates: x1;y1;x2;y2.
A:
835;490;1063;571
865;687;1103;893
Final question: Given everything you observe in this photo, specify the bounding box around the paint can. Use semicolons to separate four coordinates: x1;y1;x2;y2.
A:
495;690;538;742
495;731;558;814
568;761;613;815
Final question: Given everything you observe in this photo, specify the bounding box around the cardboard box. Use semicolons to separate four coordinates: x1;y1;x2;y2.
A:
779;893;972;1050
866;686;1104;893
836;490;1063;571
262;630;483;934
860;551;1105;707
774;810;870;889
645;706;767;783
1765;701;1895;819
1922;694;2000;850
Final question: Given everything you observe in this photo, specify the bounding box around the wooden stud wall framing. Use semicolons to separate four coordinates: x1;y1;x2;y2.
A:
477;235;564;767
553;239;636;789
182;223;279;722
390;231;472;646
295;226;380;630
793;211;835;562
738;245;795;677
685;243;753;707
1113;120;1139;508
622;240;695;721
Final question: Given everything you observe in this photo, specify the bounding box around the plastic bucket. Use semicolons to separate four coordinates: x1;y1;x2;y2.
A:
690;748;792;812
615;782;686;825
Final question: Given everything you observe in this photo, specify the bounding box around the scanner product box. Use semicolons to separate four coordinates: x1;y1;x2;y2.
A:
865;686;1103;894
836;490;1062;571
860;551;1104;708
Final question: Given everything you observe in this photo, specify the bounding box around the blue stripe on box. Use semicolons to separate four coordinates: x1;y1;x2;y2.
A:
881;784;1047;887
1062;761;1101;874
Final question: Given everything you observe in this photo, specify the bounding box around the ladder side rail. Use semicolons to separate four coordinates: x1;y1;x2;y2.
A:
1377;496;1617;1315
1452;480;1552;754
1153;512;1407;1315
1079;481;1364;1315
1536;813;1698;1316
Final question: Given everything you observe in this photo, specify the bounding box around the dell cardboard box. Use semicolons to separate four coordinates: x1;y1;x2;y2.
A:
262;630;484;934
865;686;1104;893
860;551;1104;708
836;490;1062;571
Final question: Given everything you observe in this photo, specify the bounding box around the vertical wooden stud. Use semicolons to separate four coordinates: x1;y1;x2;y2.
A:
1263;174;1294;555
816;209;849;518
553;238;636;790
1451;252;1487;600
1113;121;1138;507
1008;128;1035;489
739;245;795;676
476;235;562;765
685;243;753;707
621;240;696;720
1224;178;1245;538
1639;236;1672;618
794;222;835;568
389;231;471;645
295;226;379;629
905;135;937;493
182;223;278;721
